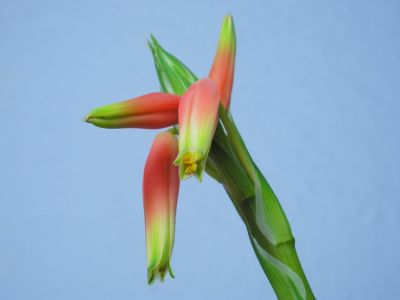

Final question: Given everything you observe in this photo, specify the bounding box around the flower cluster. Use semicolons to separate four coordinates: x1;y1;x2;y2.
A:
84;15;236;284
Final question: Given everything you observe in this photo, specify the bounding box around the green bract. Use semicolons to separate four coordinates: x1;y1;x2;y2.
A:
148;35;198;95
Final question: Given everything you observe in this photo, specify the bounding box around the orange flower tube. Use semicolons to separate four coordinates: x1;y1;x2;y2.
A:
143;131;180;284
175;78;220;181
209;14;236;109
84;93;179;129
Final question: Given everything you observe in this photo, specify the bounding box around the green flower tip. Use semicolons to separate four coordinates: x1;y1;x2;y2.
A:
219;13;236;49
83;105;112;126
83;102;126;128
147;263;175;285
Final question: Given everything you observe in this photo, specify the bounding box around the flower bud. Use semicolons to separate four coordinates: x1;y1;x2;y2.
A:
84;93;179;129
175;78;220;181
143;131;180;284
209;14;236;109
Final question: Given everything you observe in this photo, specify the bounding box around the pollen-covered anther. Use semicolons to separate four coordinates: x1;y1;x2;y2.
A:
184;164;198;175
182;152;202;175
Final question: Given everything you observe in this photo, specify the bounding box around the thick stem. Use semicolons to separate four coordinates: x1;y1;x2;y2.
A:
218;105;256;182
212;107;315;300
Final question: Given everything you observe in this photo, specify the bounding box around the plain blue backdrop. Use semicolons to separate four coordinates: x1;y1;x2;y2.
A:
1;0;399;299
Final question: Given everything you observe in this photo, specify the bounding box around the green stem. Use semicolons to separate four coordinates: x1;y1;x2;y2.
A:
218;105;256;181
216;107;315;299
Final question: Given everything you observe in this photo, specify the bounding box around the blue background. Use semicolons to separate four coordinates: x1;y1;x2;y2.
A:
1;0;399;299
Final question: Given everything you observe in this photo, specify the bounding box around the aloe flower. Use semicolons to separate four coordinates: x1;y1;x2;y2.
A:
174;78;220;181
209;14;236;109
84;93;179;129
84;14;316;299
143;131;179;284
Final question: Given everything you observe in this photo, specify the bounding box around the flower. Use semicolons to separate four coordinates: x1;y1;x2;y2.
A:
84;93;179;129
174;78;220;181
143;131;180;284
84;14;237;284
209;14;236;109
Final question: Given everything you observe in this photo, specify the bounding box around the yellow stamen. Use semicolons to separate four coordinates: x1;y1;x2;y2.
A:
184;164;198;175
182;152;202;175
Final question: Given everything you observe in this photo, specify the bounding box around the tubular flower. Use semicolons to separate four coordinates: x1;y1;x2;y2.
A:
143;131;180;284
175;78;220;181
209;14;236;109
84;93;179;129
